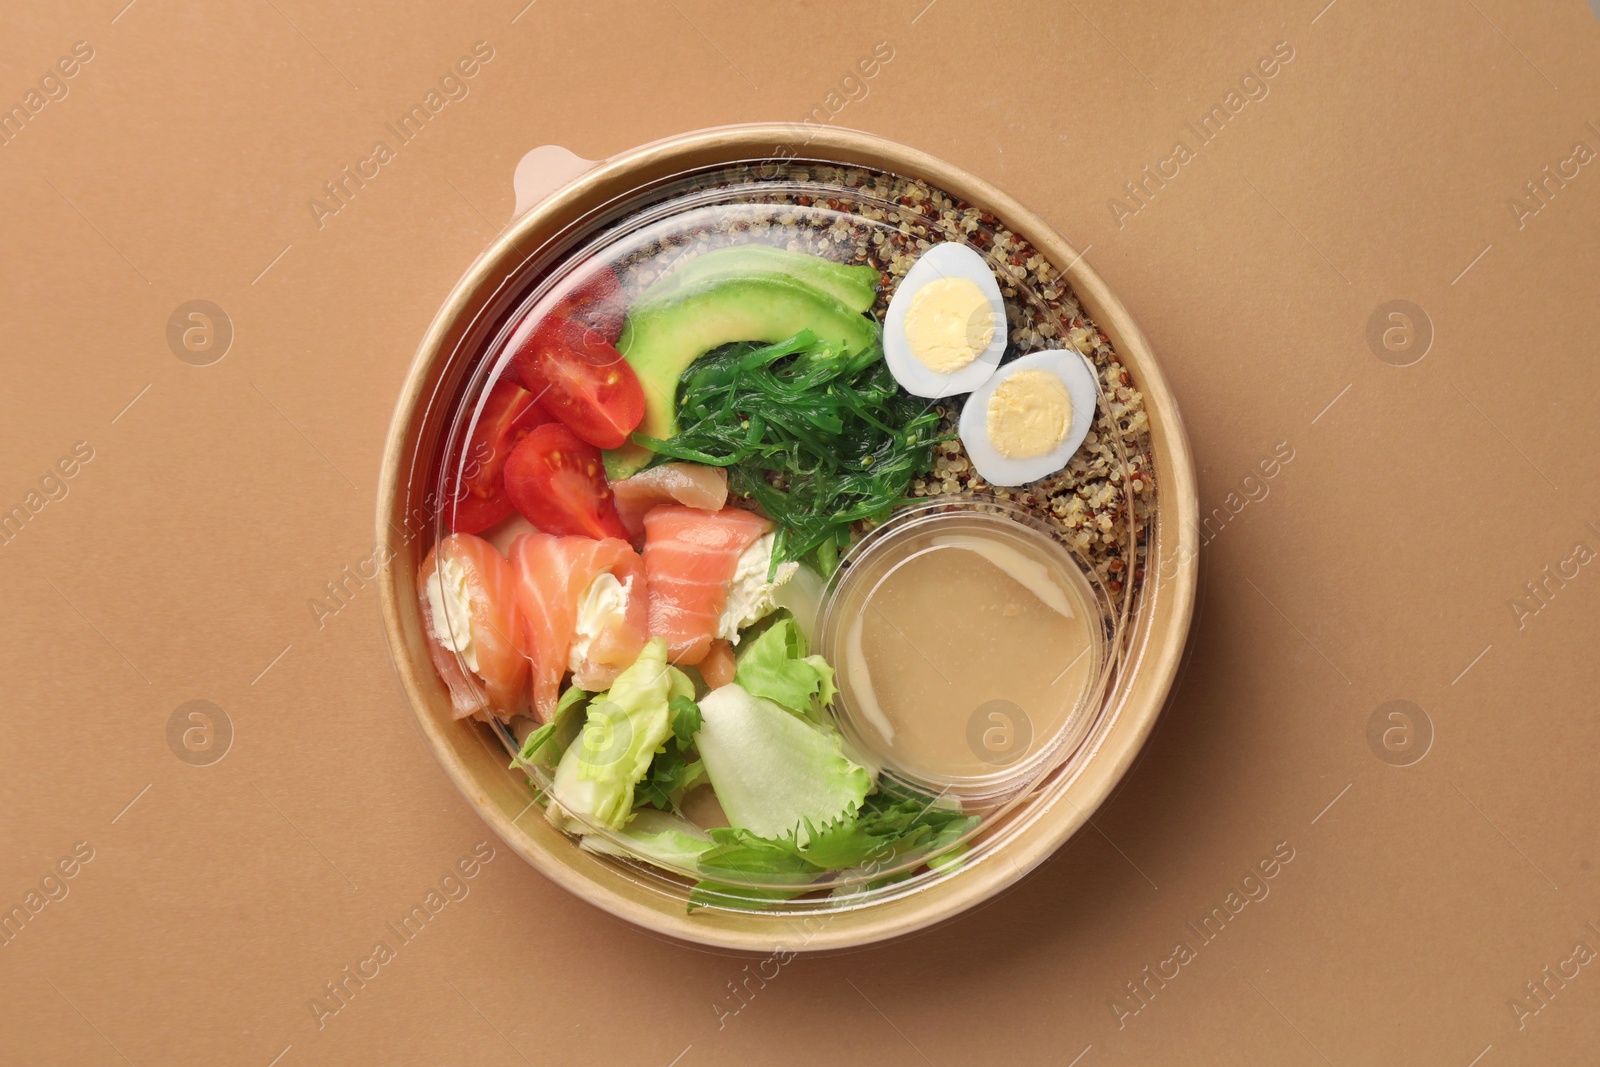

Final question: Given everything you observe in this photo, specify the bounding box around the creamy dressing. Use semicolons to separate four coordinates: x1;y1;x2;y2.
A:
829;516;1097;784
928;534;1075;619
845;614;894;743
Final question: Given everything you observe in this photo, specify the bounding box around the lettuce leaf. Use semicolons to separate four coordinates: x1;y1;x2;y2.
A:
633;695;706;812
697;828;822;879
733;612;836;716
701;795;976;874
514;685;591;770
579;809;714;870
669;694;702;744
687;879;815;912
547;639;695;832
688;826;822;912
693;683;871;840
769;561;825;645
684;792;979;909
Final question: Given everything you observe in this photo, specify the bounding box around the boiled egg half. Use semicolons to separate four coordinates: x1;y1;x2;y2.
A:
958;349;1099;486
883;242;1008;398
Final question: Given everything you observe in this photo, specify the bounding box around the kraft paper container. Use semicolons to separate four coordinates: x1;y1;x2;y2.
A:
376;124;1198;951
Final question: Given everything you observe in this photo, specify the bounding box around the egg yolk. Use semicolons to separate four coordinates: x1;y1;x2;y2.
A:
986;370;1072;458
903;277;994;375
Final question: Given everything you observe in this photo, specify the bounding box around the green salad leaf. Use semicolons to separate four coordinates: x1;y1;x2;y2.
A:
714;793;976;873
689;827;821;912
688;825;829;912
733;612;836;718
579;809;714;871
838;792;980;867
514;684;592;770
693;683;871;841
685;791;980;911
688;880;816;913
633;695;707;812
669;694;702;744
632;330;946;574
697;828;823;879
546;639;695;832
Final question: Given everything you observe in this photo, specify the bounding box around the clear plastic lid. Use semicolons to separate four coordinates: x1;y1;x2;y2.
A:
420;158;1149;911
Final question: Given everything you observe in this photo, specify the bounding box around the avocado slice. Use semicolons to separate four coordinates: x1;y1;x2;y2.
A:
605;274;879;479
633;245;879;314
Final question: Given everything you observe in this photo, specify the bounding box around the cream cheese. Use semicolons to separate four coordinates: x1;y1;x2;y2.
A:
568;572;632;674
424;554;479;673
717;532;798;643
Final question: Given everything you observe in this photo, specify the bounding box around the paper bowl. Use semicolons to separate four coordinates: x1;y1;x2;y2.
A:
376;125;1198;952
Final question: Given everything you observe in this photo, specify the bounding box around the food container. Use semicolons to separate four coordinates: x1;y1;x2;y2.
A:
377;125;1198;951
818;500;1117;803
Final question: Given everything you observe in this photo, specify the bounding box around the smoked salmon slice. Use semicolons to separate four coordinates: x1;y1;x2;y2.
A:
510;532;648;720
417;533;528;721
643;506;771;665
612;462;729;542
699;638;737;690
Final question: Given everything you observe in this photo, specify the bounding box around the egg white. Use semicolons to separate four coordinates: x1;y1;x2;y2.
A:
958;349;1099;486
883;242;1008;398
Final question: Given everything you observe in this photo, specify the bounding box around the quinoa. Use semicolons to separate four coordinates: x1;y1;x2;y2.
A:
606;162;1154;604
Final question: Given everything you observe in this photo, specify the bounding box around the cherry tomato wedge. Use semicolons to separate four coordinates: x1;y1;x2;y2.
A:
512;316;646;450
549;264;625;343
503;422;629;540
446;379;550;534
448;488;514;534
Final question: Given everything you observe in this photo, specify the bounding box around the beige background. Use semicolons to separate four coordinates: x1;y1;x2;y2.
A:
4;1;1598;1064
